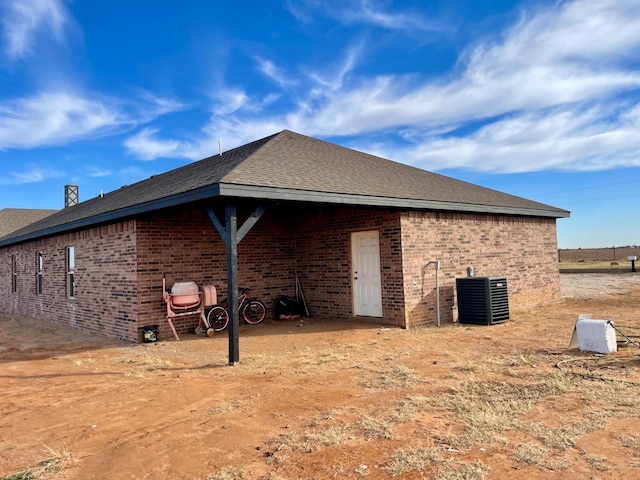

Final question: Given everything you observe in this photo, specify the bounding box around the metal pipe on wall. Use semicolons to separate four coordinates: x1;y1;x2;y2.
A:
425;260;441;327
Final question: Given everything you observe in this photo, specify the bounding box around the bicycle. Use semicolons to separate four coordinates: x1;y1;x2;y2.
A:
207;288;267;331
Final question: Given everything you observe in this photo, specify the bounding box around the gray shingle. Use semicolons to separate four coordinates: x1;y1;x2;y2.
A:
0;208;57;239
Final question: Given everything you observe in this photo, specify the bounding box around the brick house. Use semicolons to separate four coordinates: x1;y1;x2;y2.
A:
0;130;569;345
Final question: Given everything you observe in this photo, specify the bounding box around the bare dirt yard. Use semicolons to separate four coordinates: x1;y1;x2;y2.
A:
2;274;640;480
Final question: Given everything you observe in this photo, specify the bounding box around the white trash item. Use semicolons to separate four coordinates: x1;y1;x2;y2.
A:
575;319;617;354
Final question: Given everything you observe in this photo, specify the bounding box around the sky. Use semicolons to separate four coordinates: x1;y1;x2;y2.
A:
0;0;639;249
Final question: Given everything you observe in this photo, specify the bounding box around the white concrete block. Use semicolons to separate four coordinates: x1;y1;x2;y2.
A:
576;319;617;354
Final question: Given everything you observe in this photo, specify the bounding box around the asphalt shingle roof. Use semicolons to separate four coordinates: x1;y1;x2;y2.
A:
0;208;57;238
1;130;568;247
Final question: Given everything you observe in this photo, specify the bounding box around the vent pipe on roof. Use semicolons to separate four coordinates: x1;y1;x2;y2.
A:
64;184;79;208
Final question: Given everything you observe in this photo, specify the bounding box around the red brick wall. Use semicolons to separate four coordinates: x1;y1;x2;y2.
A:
135;205;298;339
294;207;405;326
0;204;562;341
0;221;138;339
400;211;561;327
135;205;405;338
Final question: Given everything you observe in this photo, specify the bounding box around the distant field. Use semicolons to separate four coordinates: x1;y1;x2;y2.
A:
559;246;639;262
559;260;632;271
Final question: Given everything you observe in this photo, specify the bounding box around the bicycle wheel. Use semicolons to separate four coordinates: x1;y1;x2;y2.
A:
242;300;266;325
207;305;229;332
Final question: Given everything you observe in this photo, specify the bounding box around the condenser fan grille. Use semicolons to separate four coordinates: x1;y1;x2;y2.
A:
456;276;510;325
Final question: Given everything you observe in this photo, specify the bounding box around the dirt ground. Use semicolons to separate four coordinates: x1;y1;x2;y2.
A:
2;274;640;480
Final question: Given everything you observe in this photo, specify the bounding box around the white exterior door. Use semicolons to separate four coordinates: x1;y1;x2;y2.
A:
352;230;383;317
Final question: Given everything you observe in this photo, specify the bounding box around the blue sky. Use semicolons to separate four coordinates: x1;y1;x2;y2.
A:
1;0;639;249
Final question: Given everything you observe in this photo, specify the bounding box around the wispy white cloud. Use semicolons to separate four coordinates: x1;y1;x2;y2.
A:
285;0;448;34
0;91;185;150
305;39;364;95
332;0;445;32
1;0;70;60
0;163;64;185
124;128;183;161
283;0;316;24
254;57;297;88
300;0;640;136
83;166;111;178
210;88;249;115
135;90;188;117
124;42;365;161
0;92;125;149
363;104;640;173
123;117;285;161
125;0;640;174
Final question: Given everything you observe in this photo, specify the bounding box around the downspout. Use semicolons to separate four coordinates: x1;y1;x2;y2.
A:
425;261;441;327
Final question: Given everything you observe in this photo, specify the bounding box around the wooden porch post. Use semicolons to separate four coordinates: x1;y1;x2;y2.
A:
225;203;240;365
207;203;267;365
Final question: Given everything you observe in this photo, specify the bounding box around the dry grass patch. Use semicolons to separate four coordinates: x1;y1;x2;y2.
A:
71;353;96;366
305;408;343;428
619;433;640;450
511;442;545;465
433;458;488;480
121;347;182;377
360;364;426;389
241;352;286;372
266;423;353;457
356;413;393;440
454;361;485;373
0;472;34;480
432;380;546;444
265;407;396;461
426;367;583;448
584;381;640;415
303;424;354;450
384;444;443;477
1;443;74;480
320;464;348;478
256;474;288;480
315;348;350;365
207;399;254;415
510;442;568;470
205;466;251;480
617;432;640;468
387;395;431;423
431;428;469;452
453;350;547;372
584;453;609;472
518;417;605;450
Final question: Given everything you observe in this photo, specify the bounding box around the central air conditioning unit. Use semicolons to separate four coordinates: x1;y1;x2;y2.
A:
456;276;510;325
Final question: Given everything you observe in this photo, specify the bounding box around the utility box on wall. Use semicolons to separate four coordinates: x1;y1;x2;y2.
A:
456;276;510;325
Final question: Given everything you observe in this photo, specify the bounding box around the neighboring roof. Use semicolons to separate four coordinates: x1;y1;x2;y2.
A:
1;130;569;247
0;208;57;238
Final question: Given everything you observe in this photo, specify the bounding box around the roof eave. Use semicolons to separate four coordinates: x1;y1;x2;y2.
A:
0;184;222;247
0;182;569;248
218;184;571;218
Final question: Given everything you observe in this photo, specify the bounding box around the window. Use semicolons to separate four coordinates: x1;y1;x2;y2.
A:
36;252;44;295
11;255;17;293
66;246;75;298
